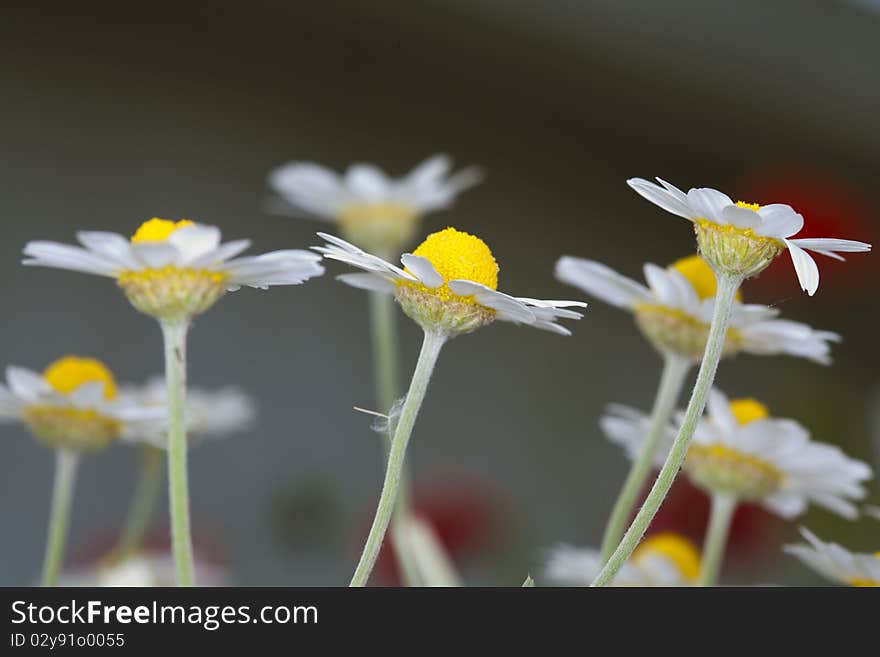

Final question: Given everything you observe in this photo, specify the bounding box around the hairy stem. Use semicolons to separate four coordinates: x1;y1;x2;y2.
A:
592;272;741;586
599;354;691;562
350;329;445;587
698;493;737;586
114;445;164;558
42;450;79;586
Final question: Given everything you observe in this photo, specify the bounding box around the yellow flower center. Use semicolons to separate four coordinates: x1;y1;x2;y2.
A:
131;218;194;243
669;255;743;302
400;227;499;302
735;201;761;211
633;532;701;582
43;356;118;400
729;398;770;425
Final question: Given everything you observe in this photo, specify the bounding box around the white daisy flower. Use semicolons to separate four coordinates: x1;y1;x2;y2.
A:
122;377;256;449
315;227;586;336
0;356;162;452
59;551;227;587
22;218;325;321
269;155;482;253
556;254;838;363
785;527;880;587
544;533;701;587
601;389;872;519
627;178;871;294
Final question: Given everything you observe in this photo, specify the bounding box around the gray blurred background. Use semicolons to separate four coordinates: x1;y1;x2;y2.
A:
1;0;878;585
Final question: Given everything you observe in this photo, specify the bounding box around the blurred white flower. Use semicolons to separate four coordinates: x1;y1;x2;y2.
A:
316;228;585;336
0;357;161;452
556;254;838;363
627;178;871;293
23;218;324;321
602;389;872;519
544;532;701;587
59;551;227;587
123;377;255;449
269;155;482;253
785;527;880;586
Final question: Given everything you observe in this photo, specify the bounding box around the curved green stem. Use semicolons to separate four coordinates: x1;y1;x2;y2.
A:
698;493;737;586
114;446;164;558
592;272;741;586
42;450;79;586
599;354;691;562
368;290;421;586
350;329;445;587
162;320;194;587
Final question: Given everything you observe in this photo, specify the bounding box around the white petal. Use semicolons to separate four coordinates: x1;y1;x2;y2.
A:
69;381;108;406
720;205;761;230
555;256;651;309
756;204;804;238
336;272;395;293
627;178;694;220
787;238;872;254
22;241;120;277
167;224;222;263
130;241;183;269
686;188;733;223
643;264;682;307
6;366;50;402
187;239;253;268
784;239;820;296
224;250;325;288
400;254;444;288
269;162;350;217
75;231;139;268
344;164;391;201
447;280;535;323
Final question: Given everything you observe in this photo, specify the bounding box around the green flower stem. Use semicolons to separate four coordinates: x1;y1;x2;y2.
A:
41;449;79;587
698;493;737;586
162;319;194;587
350;328;445;587
114;445;164;558
368;289;421;586
599;354;691;562
592;272;742;586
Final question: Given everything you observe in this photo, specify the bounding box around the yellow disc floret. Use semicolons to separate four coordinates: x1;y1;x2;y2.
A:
409;227;499;292
395;227;499;334
670;255;742;302
131;218;194;243
730;398;770;425
44;356;118;400
633;532;701;582
735;201;761;211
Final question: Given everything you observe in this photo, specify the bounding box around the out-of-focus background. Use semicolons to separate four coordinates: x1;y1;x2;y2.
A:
2;0;878;585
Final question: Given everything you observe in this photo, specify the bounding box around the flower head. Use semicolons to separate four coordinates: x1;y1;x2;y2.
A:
627;178;871;294
122;377;256;449
269;155;482;253
785;527;880;586
601;389;872;519
23;219;325;322
556;254;838;362
315;228;586;336
544;532;701;586
0;357;161;451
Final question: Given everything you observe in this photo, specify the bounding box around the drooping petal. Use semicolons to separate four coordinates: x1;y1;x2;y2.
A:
784;239;820;296
447;280;535;323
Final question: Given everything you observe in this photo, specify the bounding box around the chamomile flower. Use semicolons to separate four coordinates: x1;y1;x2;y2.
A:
315;228;586;337
22;218;324;322
0;356;160;451
785;528;880;587
269;155;482;253
544;533;701;587
602;389;872;519
556;254;838;362
627;178;871;294
123;377;255;449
